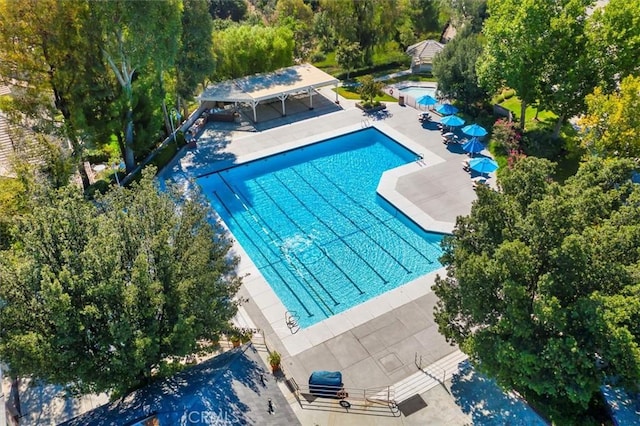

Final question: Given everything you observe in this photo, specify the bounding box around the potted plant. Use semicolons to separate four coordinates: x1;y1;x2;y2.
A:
230;334;241;348
268;350;281;373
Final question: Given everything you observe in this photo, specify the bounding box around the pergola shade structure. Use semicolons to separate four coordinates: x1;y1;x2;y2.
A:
198;64;339;122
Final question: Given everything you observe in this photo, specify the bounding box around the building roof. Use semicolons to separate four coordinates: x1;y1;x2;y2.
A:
199;63;339;104
60;346;300;426
405;39;445;65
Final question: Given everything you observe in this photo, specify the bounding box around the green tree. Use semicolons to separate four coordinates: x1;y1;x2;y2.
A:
432;31;488;111
587;0;640;91
319;0;379;64
579;75;640;158
0;0;97;189
433;156;640;422
0;169;243;396
92;0;181;172
212;25;295;80
176;0;216;117
478;0;549;129
409;0;442;37
452;0;487;34
275;0;314;59
313;10;335;52
208;0;247;21
358;74;383;106
0;176;26;250
536;0;596;139
335;41;362;80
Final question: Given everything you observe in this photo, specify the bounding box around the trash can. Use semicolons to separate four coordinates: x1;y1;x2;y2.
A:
398;95;405;106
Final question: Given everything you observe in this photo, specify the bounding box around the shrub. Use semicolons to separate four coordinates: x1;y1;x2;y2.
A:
310;50;326;63
85;179;110;199
521;130;564;159
85;149;111;164
150;140;178;172
503;89;515;99
492;118;522;152
495;94;505;104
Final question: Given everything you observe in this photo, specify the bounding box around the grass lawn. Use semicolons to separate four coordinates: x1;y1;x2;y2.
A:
500;96;557;130
335;86;396;102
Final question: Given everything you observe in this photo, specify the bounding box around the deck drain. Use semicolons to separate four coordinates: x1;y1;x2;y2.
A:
379;352;403;372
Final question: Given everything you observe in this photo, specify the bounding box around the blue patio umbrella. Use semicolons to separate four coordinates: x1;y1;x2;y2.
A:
416;94;437;106
440;115;465;127
462;137;485;155
469;157;499;175
436;103;459;115
462;123;488;137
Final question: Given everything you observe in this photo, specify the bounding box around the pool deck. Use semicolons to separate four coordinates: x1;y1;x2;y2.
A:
159;87;496;425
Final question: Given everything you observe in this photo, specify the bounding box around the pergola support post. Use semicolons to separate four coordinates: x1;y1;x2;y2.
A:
278;93;289;116
308;87;315;109
251;100;259;122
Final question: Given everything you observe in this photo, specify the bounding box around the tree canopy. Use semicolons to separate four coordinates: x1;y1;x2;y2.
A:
212;24;295;80
433;157;640;422
479;0;595;134
0;170;242;396
587;0;640;91
579;75;640;158
432;31;487;111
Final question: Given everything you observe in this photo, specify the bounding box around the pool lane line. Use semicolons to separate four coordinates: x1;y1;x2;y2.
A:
268;172;371;295
216;174;339;314
213;189;317;319
285;248;338;310
307;162;434;264
288;166;411;274
251;175;365;297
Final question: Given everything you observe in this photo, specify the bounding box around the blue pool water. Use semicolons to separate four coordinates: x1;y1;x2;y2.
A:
398;86;437;99
197;128;444;328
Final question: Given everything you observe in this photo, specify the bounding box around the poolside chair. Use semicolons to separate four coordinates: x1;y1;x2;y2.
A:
462;160;470;172
472;176;489;189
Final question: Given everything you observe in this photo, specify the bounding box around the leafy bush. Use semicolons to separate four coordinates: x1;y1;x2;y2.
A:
495;94;505;104
150;140;178;171
492;119;522;152
85;179;110;199
310;50;326;63
85;149;111;164
503;89;515;99
521;129;564;159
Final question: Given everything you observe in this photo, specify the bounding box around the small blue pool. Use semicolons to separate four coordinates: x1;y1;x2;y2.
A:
398;86;437;100
197;128;444;328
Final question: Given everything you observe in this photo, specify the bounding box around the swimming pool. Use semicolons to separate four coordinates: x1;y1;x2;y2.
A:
398;86;437;100
198;128;444;328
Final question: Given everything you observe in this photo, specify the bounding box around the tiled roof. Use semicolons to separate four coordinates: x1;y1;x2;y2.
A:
405;40;445;64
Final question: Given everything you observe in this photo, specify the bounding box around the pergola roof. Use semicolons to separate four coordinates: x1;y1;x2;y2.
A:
198;63;339;104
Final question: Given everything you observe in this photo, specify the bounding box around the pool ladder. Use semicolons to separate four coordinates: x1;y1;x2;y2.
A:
285;311;300;334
